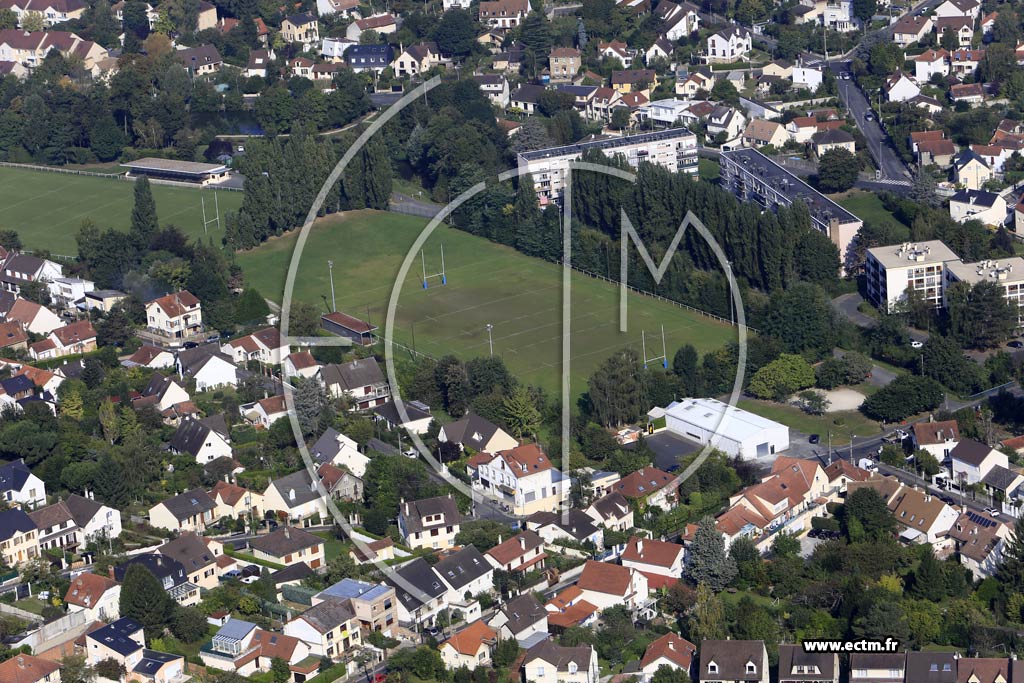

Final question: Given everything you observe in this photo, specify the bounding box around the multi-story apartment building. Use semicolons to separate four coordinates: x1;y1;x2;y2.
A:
864;241;960;312
517;128;698;206
397;495;462;551
945;257;1024;325
720;148;863;268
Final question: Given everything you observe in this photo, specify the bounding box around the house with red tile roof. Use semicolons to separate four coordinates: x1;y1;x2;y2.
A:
640;633;696;680
485;531;546;574
222;327;288;365
145;290;202;339
64;573;120;622
620;536;685;579
474;443;570;515
575;559;649;612
0;653;62;683
439;620;497;671
28;319;96;360
545;585;599;630
614;466;678;509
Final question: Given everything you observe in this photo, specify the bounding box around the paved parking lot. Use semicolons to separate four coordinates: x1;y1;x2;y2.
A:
640;430;701;471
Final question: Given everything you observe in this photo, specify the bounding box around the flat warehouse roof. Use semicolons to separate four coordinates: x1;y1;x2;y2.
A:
666;397;787;441
122;158;228;176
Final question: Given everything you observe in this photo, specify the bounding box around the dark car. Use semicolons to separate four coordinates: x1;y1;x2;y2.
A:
1009;340;1023;349
183;341;199;349
241;564;261;578
809;434;820;444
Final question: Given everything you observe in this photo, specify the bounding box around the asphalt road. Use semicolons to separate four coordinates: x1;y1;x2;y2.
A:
829;61;912;180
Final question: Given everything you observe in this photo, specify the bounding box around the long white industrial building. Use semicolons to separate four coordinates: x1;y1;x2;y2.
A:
664;398;790;460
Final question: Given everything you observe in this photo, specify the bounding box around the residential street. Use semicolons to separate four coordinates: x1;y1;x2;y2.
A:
829;60;912;180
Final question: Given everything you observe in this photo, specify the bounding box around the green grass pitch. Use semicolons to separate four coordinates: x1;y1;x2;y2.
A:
0;166;244;255
238;210;736;395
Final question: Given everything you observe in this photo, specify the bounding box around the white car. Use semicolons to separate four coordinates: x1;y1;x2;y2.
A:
910;340;923;349
985;507;1000;517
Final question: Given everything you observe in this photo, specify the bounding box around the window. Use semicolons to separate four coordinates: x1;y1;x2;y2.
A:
746;662;757;674
707;663;718;674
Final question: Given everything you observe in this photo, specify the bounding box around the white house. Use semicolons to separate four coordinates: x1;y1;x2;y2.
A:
914;49;950;82
126;344;175;370
792;65;823;91
170;416;232;464
145;290;202;339
620;536;685;579
64;573;121;622
310;427;370;478
934;0;981;20
29;493;122;552
640;633;697;683
473;444;570;516
177;345;238;392
951;439;1009;486
439;621;498;671
911;420;960;460
576;560;649;611
585;492;634;531
4;298;62;335
440;412;518;453
522;642;600;683
489;593;548;644
0;458;45;508
948;510;1009;579
222;327;288;366
239;395;289;428
434;545;494;603
665;398;789;460
398;495;462;551
705;27;751;63
283;599;362;660
263;469;329;527
949;190;1007;226
47;277;93;309
885;72;921;102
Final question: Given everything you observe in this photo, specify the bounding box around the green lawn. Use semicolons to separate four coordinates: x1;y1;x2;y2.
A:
737;398;883;445
14;597;47;615
0;166;244;254
698;158;721;181
314;531;346;562
836;190;908;236
237;210;735;394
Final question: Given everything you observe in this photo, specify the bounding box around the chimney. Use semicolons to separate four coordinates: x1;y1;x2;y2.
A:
519;535;526;551
108;565;115;580
636;539;644;555
497;535;503;545
284;527;290;539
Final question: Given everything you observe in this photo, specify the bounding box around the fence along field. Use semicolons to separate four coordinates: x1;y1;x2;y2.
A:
237;210;735;394
0;165;243;255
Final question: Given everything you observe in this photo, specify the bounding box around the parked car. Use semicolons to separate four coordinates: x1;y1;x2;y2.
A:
985;507;1000;517
809;434;820;444
241;564;261;578
910;340;923;349
841;72;851;80
864;112;875;121
222;569;242;580
1009;340;1023;349
183;341;199;349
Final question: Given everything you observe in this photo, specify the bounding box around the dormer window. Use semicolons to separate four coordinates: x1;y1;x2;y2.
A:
568;662;578;674
707;663;718;674
746;662;757;674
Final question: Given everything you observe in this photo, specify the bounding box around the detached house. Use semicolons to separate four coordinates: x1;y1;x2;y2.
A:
64;572;121;622
0;252;62;295
148;488;217;533
576;560;649;613
0;458;45;508
440;621;497;671
742;119;788;148
954;149;992;190
585;492;634;531
283;598;362;659
489;592;548;644
892;15;932;47
249;526;325;569
177;344;238;391
398;495;462;550
440;412;517;453
525;509;602;549
485;530;546;574
478;0;528;30
393;42;443;78
240;394;288;428
222;327;287;366
320;357;389;409
614;466;678;509
383;557;449;625
949;510;1009;579
549;46;581;82
434;545;493;603
310;427;369;477
473;443;570;515
884;72;920;103
912;419;960;459
0;655;61;683
914;48;950;82
620;536;685;581
28;493;121;552
280;13;319;49
28;319;96;360
700;640;770;683
777;645;839;683
522;641;600;683
170;415;232;464
0;508;38;566
936;16;974;46
344;13;397;41
951;439;1008;486
705;27;752;63
4;298;61;335
640;633;697;682
263;469;328;526
146;291;202;340
210;480;263;522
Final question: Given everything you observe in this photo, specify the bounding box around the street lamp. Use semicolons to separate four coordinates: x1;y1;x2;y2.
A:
327;260;336;313
485;323;493;356
849;434;857;464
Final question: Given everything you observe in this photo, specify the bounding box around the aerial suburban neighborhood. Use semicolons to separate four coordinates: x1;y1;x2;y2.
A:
5;0;1024;681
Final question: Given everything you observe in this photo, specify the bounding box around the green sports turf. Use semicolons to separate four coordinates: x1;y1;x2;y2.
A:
238;210;736;394
0;166;244;255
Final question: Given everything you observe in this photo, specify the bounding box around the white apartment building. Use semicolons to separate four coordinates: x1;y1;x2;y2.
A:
517;128;698;206
945;257;1024;325
865;241;960;313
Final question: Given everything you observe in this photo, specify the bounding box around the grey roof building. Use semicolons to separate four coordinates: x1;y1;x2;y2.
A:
496;592;547;636
249;526;322;557
777;644;838;683
383;557;447;614
159;488;217;522
398;495;461;537
433;545;491;594
698;639;769;682
903;651;956;683
294;597;356;633
440;413;505;451
169;415;230;459
158;532;218;575
267;469;324;510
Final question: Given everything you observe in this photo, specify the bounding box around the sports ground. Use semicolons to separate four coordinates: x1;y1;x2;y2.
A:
238;210;735;393
0;166;243;254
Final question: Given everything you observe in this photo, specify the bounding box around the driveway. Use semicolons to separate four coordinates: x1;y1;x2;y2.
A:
832;293;876;329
